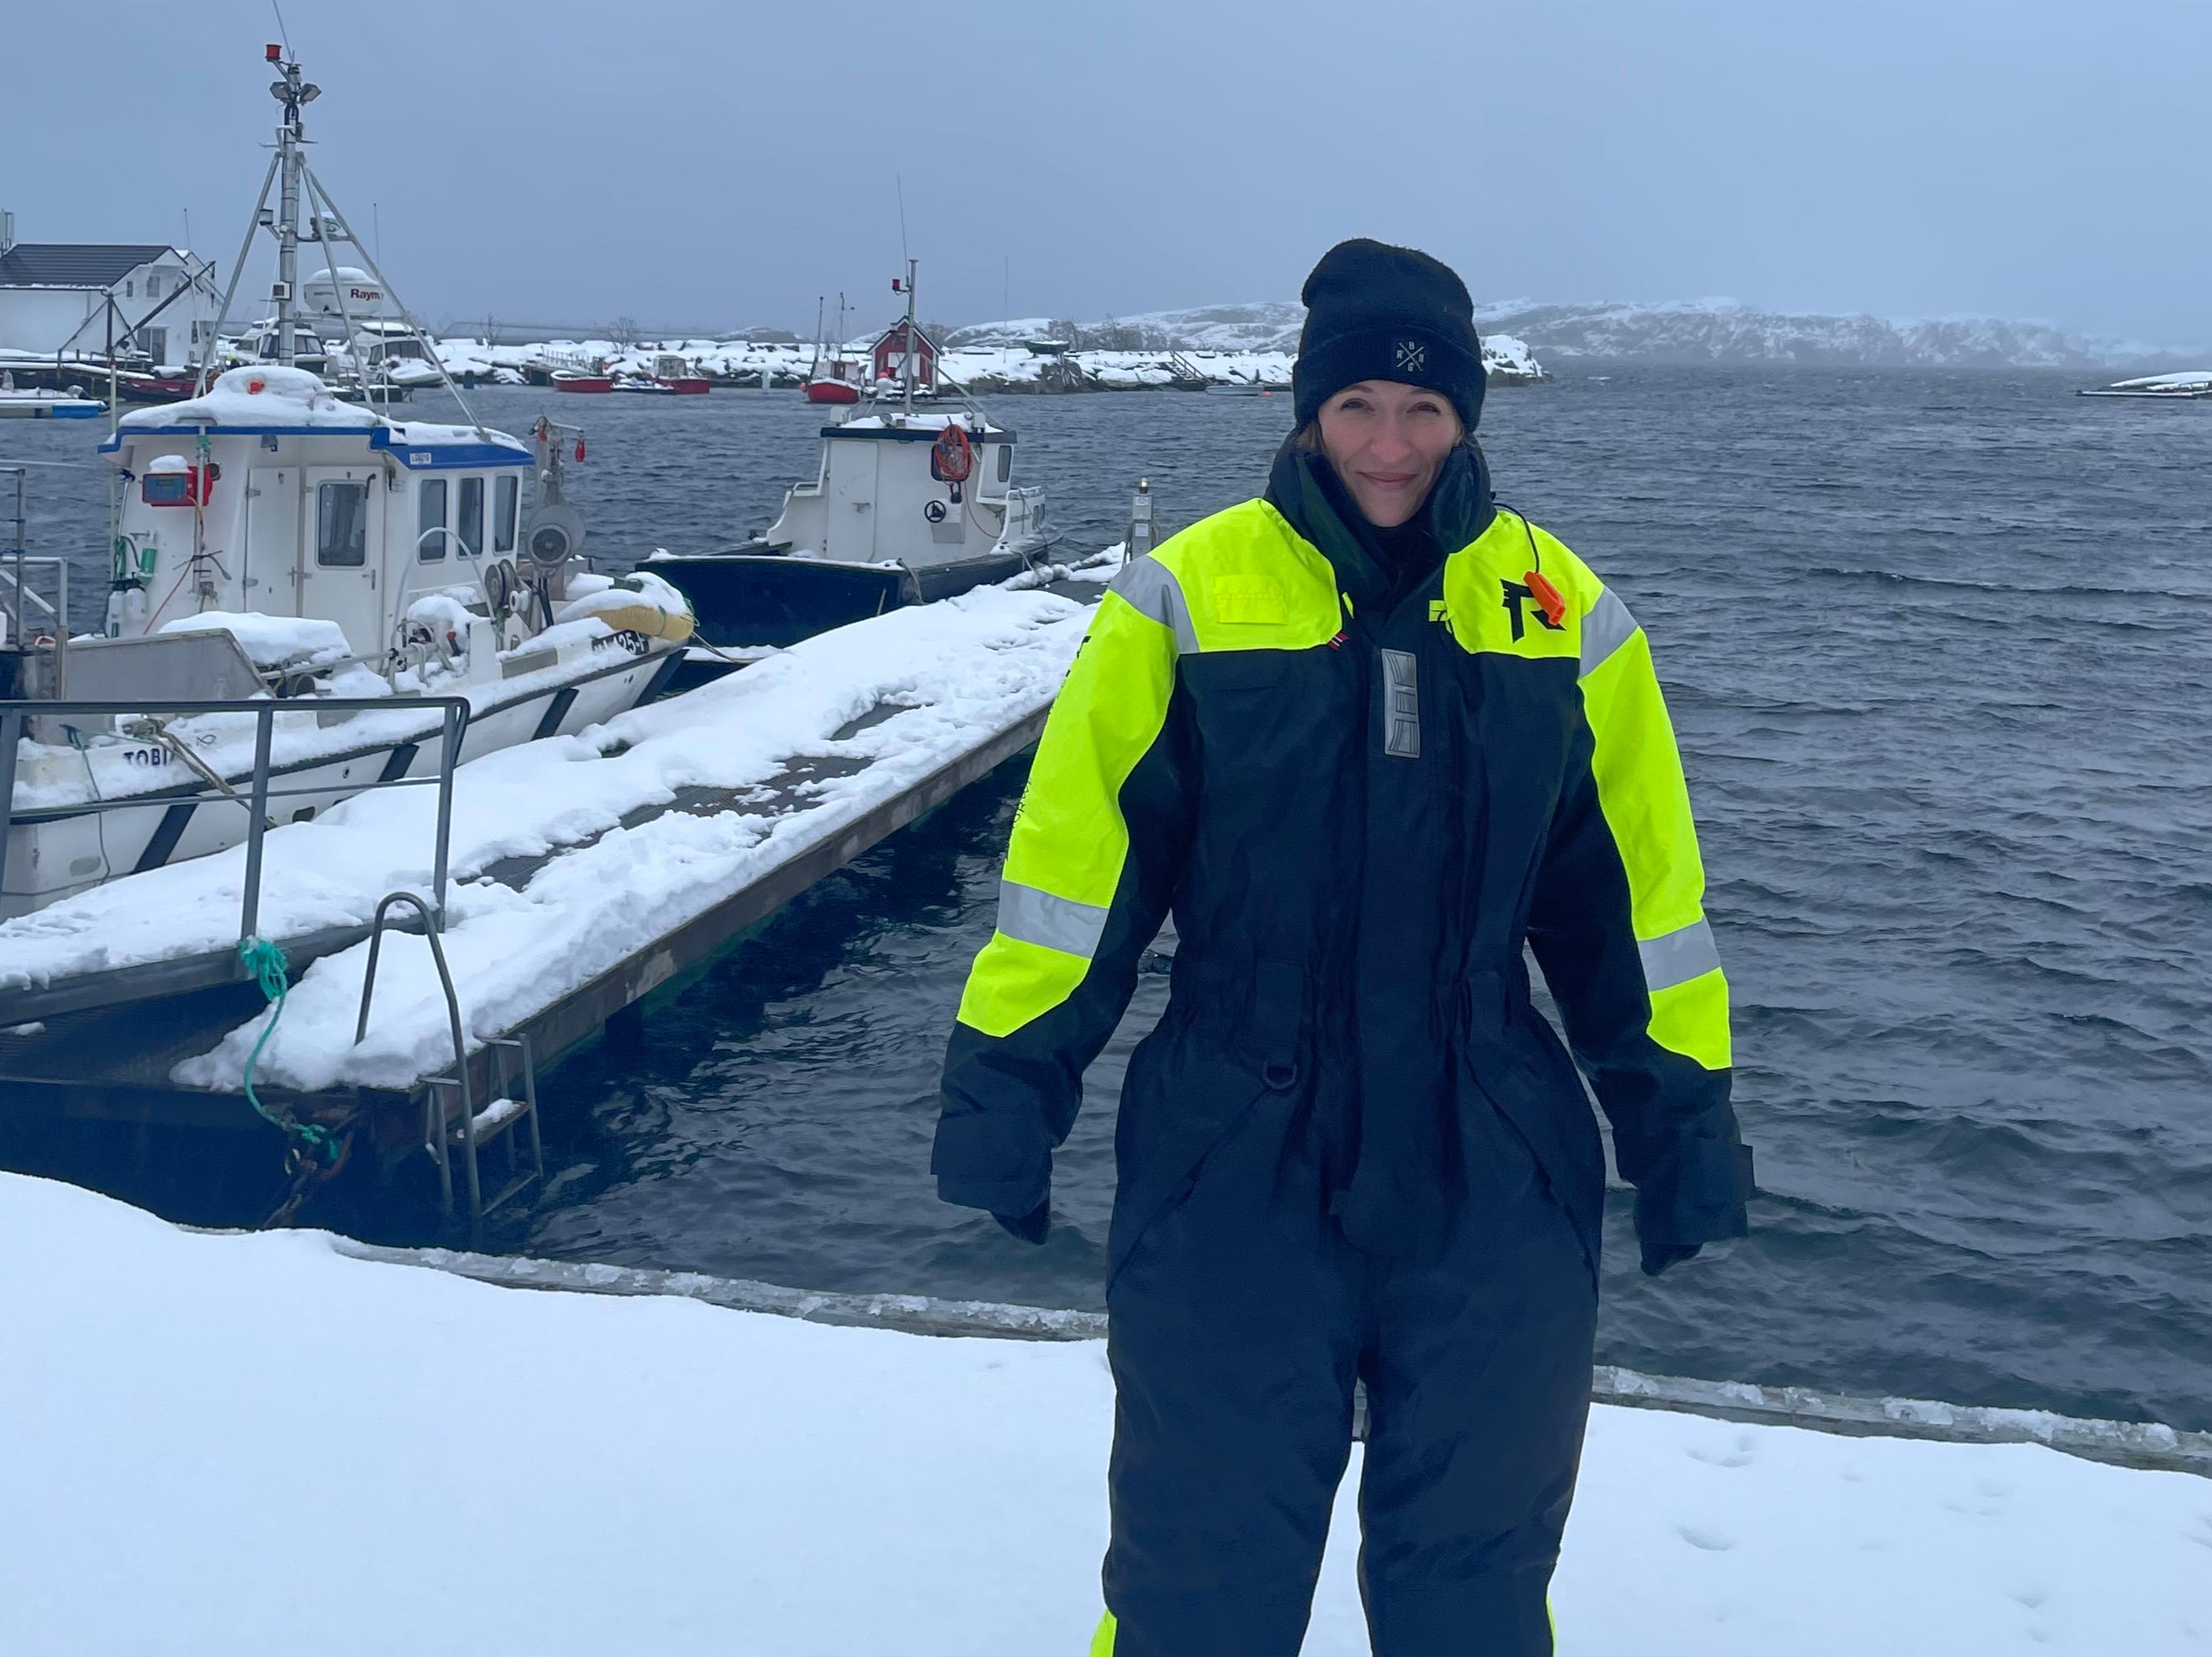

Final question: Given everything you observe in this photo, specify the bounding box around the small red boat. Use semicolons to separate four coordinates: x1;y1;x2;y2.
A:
803;294;860;405
552;370;613;394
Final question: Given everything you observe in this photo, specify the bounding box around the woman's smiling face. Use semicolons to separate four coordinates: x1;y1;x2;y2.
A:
1314;379;1463;528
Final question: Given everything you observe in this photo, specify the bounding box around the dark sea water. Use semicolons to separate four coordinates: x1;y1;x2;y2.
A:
7;370;2209;1432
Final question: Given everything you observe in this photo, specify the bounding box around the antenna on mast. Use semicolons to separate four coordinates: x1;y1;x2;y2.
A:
902;260;918;415
263;40;321;366
892;178;918;416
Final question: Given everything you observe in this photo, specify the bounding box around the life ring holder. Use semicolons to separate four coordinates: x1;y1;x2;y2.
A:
931;424;975;486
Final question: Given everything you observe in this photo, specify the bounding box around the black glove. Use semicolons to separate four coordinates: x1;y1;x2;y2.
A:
1639;1239;1701;1277
1632;1134;1753;1278
994;1194;1051;1245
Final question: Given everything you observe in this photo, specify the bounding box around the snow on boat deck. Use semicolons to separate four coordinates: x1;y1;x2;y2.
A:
0;559;1113;1095
2;1169;2205;1657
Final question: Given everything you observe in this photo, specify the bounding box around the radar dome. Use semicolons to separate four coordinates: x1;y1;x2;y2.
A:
303;266;383;318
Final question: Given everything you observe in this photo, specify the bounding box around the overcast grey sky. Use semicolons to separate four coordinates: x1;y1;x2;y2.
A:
4;0;2204;342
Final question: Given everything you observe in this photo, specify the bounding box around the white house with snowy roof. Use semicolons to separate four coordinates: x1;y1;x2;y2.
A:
0;212;221;365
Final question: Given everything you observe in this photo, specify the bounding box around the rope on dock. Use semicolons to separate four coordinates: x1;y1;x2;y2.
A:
236;936;339;1171
327;1240;2212;1479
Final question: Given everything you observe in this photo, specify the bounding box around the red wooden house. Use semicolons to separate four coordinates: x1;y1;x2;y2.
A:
870;319;937;394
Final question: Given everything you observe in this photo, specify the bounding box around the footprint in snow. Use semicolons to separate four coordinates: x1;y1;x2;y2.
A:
2006;1586;2048;1610
1675;1524;1736;1553
1685;1430;1757;1468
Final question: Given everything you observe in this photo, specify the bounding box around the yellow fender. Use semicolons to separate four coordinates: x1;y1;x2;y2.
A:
586;602;694;645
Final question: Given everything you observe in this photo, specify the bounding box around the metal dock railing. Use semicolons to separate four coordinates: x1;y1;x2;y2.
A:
0;695;470;1019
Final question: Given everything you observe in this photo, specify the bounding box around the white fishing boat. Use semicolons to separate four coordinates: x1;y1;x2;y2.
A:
0;46;694;919
650;261;1061;647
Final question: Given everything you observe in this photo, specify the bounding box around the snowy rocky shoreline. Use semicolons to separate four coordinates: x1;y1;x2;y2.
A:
392;289;2199;394
398;332;1546;393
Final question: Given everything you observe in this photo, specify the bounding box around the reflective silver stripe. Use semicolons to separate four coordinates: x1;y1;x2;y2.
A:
1380;648;1420;759
1108;556;1199;655
1580;587;1638;677
1639;917;1720;992
997;878;1111;959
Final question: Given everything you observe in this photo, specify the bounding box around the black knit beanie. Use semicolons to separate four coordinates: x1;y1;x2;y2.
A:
1292;239;1485;433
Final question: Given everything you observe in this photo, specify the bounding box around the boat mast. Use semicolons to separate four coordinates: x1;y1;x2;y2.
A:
902;258;918;416
266;43;319;368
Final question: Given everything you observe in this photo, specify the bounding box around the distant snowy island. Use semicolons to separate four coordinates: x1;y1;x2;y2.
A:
362;298;2195;399
946;299;2189;371
394;331;1543;395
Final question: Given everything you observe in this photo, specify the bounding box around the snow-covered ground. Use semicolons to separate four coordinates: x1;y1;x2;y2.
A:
2;1168;2205;1657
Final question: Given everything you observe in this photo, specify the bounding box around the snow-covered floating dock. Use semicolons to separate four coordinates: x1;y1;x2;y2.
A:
0;555;1116;1138
3;1168;2206;1657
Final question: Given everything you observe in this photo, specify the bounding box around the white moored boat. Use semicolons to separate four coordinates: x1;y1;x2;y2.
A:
650;260;1060;647
0;47;694;919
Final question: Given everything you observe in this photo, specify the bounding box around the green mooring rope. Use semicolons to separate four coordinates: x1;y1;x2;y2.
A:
237;936;338;1166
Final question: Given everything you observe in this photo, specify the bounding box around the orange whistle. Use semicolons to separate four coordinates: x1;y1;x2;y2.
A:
1525;571;1566;628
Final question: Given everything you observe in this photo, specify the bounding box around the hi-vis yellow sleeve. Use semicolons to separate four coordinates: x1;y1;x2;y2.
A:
1576;592;1731;1072
955;582;1178;1039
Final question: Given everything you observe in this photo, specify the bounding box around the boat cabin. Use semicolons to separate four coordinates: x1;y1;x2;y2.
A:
236;320;334;376
356;320;433;367
756;409;1035;569
99;365;536;657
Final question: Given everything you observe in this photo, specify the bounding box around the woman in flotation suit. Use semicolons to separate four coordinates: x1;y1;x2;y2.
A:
934;238;1752;1657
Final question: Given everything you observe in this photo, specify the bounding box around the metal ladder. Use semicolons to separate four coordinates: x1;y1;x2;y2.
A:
1164;351;1209;389
354;891;544;1220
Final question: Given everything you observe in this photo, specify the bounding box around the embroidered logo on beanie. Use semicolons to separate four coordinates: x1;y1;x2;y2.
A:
1394;338;1428;374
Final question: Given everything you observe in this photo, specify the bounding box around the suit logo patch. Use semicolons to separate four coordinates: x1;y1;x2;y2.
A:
1394;338;1428;374
1500;579;1566;642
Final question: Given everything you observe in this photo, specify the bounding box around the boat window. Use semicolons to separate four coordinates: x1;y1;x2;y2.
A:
316;481;369;567
457;476;484;559
494;474;517;553
417;477;447;561
996;444;1012;484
